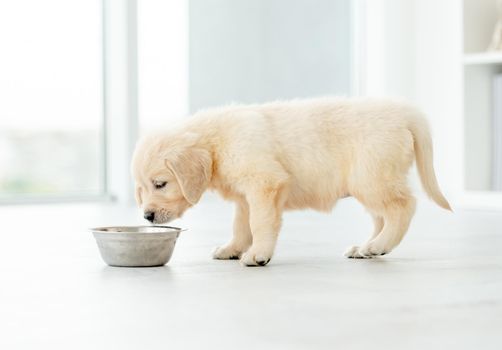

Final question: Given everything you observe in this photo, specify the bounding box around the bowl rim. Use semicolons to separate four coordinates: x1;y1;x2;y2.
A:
90;225;185;233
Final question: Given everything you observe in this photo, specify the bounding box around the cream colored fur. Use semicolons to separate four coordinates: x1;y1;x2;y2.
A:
131;97;450;266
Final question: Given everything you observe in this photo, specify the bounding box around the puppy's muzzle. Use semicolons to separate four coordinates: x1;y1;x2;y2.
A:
144;211;155;223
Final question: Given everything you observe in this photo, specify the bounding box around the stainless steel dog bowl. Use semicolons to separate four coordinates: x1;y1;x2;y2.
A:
91;226;183;267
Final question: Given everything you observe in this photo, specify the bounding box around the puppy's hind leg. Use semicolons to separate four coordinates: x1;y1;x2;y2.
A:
213;200;252;260
358;195;415;257
346;183;416;258
344;214;384;258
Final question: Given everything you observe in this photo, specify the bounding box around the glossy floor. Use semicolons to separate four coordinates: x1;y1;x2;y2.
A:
1;194;501;349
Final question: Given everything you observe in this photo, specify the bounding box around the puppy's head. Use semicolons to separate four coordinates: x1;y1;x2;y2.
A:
131;133;212;224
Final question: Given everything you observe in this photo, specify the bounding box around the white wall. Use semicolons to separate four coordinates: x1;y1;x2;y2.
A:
189;0;352;112
138;0;188;129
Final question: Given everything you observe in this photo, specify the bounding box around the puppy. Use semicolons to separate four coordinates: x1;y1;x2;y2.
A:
131;97;450;266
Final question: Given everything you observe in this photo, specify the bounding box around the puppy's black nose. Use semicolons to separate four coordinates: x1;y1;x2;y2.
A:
144;211;155;222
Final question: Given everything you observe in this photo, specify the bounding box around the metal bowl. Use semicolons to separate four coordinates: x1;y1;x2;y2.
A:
91;226;183;267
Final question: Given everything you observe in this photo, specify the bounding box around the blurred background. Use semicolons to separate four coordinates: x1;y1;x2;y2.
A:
2;1;502;349
0;0;500;209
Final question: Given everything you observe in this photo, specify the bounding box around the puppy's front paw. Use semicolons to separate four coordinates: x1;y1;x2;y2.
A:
240;247;272;267
212;244;241;260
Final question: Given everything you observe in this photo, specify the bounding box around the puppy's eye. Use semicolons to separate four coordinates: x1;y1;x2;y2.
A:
153;181;167;189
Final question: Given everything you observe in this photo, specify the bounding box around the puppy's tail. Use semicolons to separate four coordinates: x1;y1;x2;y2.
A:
409;114;452;211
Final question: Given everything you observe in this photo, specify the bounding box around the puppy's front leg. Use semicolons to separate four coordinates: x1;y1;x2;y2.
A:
213;200;252;260
240;190;282;266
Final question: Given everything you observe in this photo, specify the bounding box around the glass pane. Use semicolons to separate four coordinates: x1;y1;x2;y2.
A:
0;0;103;197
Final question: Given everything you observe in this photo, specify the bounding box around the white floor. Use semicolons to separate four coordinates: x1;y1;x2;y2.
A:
1;194;501;350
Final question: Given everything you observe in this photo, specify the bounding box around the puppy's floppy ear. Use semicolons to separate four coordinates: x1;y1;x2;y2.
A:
134;185;143;207
165;148;212;205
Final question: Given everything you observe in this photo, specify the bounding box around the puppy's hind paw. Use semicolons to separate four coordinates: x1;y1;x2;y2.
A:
344;245;368;259
358;241;388;257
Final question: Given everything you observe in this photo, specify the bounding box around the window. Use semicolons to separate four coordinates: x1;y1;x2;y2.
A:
0;0;104;198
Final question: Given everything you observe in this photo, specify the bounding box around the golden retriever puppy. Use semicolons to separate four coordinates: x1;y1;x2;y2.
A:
131;97;450;266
